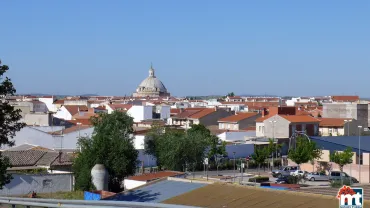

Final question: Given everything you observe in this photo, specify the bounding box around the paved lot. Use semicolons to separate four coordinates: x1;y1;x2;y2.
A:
190;169;330;186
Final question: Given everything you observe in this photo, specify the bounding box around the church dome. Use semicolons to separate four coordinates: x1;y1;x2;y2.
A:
133;65;170;97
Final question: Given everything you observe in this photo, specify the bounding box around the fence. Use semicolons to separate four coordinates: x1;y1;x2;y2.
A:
0;173;73;196
0;197;199;208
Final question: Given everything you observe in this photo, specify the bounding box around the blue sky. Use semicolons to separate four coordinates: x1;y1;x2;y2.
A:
1;1;369;97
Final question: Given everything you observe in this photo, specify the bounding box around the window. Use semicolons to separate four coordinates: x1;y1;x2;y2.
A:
220;123;224;129
259;126;262;132
234;125;238;130
262;126;265;133
329;128;333;133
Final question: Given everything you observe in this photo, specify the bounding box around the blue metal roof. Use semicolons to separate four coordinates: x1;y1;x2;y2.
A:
310;136;370;152
107;180;206;203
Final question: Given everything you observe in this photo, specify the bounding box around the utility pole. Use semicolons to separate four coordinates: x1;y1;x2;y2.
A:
233;152;236;182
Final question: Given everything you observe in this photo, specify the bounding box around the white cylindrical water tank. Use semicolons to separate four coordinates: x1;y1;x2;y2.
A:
91;164;108;191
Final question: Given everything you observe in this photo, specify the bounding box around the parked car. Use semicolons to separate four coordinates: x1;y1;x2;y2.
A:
329;171;359;183
272;166;299;177
290;170;305;177
275;175;289;184
305;172;329;181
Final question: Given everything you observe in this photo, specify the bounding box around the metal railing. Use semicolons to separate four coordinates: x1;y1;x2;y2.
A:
0;197;200;208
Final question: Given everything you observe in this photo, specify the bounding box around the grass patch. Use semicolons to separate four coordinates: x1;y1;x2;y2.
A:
19;191;84;200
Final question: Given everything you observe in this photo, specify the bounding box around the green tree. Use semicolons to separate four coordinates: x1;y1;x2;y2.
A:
73;111;138;192
267;138;282;167
145;124;216;172
251;146;269;175
330;147;354;185
0;60;25;188
288;136;322;168
207;135;226;175
330;147;354;172
227;92;235;97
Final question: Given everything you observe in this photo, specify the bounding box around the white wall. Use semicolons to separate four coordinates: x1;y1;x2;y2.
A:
319;127;345;136
127;106;152;122
256;122;265;137
123;179;147;190
0;174;73;196
105;105;114;114
54;106;72;120
64;100;88;106
39;98;56;112
134;135;145;149
218;132;256;142
160;106;170;120
5;126;94;150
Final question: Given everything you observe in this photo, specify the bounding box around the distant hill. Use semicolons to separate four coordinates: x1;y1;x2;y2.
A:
18;93;99;97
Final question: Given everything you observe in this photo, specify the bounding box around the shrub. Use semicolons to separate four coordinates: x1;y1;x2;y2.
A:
330;179;351;188
248;176;269;183
287;176;300;184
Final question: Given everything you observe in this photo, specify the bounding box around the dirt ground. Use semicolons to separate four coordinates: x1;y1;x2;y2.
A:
163;183;370;208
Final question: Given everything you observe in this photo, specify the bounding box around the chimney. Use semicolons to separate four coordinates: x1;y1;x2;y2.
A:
261;108;265;117
214;106;218;111
58;151;62;163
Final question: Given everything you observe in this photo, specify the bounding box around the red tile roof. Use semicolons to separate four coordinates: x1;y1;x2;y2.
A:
218;113;258;123
95;106;106;110
170;109;181;115
127;171;184;182
68;119;92;126
108;104;132;111
280;115;320;123
64;105;88;116
189;108;216;119
175;110;202;119
173;108;213;119
319;118;350;127
255;115;274;122
49;125;92;135
243;126;256;131
220;102;246;105
331;96;359;102
53;99;64;104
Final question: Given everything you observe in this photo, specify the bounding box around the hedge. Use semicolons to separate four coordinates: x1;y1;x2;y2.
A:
248;176;269;183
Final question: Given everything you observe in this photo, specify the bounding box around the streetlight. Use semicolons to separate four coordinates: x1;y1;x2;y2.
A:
358;125;362;183
233;152;236;183
344;120;352;136
77;122;82;152
269;120;277;169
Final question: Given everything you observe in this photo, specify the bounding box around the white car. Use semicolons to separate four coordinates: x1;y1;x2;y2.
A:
290;170;305;176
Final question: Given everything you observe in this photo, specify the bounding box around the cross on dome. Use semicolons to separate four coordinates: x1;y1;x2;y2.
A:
149;63;155;77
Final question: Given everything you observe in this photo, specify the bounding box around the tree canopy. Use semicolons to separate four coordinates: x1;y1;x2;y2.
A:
288;136;322;166
145;124;222;171
330;147;354;172
227;92;235;97
73;111;138;192
251;146;269;175
0;60;25;188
